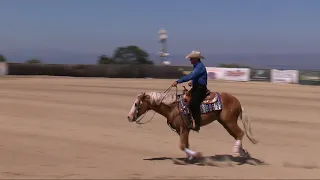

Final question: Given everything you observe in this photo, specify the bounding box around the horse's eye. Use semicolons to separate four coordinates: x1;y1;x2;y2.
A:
135;103;137;107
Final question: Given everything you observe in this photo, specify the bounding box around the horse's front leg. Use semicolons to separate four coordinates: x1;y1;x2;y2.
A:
178;129;191;160
179;128;202;161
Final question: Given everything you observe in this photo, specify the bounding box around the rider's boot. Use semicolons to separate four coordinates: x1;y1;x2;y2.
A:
193;120;200;132
187;113;194;129
193;106;202;132
190;113;200;132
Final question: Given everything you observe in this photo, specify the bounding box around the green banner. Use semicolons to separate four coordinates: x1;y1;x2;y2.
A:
299;70;320;86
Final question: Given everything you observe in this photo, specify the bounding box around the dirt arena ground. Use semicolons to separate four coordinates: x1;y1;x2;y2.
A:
0;76;319;179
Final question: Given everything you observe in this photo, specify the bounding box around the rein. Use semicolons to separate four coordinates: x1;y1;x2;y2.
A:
135;85;178;125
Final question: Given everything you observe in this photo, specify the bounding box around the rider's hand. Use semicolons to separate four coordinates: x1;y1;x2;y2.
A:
171;81;178;87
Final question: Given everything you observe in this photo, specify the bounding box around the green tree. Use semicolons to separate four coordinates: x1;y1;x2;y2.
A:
112;45;153;64
0;54;7;62
97;55;115;64
25;59;41;64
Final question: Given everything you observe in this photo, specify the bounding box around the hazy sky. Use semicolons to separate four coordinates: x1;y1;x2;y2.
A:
1;0;320;55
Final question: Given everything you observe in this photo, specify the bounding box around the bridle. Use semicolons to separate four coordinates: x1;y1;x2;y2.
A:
134;85;178;125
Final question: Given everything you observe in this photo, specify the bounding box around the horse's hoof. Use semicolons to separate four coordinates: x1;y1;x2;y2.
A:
238;148;249;157
242;148;248;154
172;158;188;165
194;152;203;159
232;152;241;157
185;153;191;160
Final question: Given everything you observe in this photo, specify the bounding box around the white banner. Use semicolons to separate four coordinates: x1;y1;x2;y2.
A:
271;69;299;84
222;68;250;82
0;62;8;76
206;67;225;80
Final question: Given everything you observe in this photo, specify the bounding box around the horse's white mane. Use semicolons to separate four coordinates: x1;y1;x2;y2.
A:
145;92;176;106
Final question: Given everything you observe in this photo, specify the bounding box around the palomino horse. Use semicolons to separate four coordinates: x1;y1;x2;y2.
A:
127;85;258;161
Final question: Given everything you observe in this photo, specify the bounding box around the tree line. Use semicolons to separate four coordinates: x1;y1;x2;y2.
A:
97;45;153;65
0;54;44;64
0;45;153;65
0;45;249;68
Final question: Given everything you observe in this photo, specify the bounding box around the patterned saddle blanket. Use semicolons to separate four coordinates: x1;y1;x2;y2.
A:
177;91;222;115
176;92;222;129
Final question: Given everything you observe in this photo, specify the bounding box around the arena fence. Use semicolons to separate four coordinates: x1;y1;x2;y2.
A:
1;62;319;86
0;62;7;76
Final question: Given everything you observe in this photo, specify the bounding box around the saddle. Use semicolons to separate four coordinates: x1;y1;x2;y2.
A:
202;90;218;104
179;86;222;131
182;86;218;105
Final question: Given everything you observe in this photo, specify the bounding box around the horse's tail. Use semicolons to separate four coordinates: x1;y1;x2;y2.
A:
239;106;258;144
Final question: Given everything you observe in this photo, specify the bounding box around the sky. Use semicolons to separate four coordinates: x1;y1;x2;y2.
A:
1;0;320;55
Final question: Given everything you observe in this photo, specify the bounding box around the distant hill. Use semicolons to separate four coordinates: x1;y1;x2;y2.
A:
2;49;319;70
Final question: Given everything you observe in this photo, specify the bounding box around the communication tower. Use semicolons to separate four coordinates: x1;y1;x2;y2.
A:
158;28;170;65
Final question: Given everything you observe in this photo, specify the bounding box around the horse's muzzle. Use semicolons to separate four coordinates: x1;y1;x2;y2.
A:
127;116;134;122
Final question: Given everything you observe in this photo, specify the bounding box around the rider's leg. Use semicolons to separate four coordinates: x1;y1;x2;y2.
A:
189;87;206;131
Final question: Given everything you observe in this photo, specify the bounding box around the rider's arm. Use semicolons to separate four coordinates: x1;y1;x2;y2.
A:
176;65;203;84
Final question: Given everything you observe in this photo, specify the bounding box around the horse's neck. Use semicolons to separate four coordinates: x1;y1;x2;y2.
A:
151;102;176;119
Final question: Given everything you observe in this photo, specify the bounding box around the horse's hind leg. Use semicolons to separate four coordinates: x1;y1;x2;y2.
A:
230;121;246;157
218;113;245;156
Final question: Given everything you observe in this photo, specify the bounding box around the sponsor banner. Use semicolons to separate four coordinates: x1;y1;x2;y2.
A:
271;69;299;84
299;70;320;86
0;62;8;76
206;67;225;80
222;68;250;82
250;69;271;82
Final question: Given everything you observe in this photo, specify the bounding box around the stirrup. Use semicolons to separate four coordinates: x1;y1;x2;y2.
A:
191;120;199;130
186;114;195;129
191;119;195;128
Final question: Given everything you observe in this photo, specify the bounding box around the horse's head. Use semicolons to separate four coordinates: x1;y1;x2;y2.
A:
127;92;151;122
127;91;178;122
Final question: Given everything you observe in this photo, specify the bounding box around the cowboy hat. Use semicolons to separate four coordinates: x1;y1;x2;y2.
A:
185;50;205;59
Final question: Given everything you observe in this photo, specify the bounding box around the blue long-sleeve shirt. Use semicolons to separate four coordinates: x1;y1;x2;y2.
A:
177;61;207;87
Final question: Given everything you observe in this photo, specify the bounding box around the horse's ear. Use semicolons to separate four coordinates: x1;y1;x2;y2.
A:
142;92;152;101
141;92;146;99
137;92;144;99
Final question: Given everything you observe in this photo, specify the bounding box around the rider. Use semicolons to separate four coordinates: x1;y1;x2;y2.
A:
171;50;208;132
